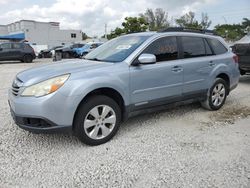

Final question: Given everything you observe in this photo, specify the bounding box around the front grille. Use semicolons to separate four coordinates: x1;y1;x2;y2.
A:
12;85;20;96
12;77;23;96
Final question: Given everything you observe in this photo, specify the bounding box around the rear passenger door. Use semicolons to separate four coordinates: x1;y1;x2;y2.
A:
11;43;23;59
129;36;183;110
179;36;213;97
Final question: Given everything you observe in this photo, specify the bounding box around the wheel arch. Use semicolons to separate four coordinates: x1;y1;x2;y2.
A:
216;73;230;94
73;87;126;130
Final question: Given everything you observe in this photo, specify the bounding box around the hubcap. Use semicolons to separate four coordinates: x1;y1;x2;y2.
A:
84;105;116;140
211;83;226;106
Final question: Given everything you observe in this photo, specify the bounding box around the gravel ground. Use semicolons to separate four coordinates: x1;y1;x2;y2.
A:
0;59;250;188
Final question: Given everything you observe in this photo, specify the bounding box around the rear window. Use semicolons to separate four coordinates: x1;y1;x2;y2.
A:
207;38;227;55
12;43;22;49
234;44;250;55
181;37;206;58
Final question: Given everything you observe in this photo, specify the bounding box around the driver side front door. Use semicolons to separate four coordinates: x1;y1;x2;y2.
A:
129;36;183;111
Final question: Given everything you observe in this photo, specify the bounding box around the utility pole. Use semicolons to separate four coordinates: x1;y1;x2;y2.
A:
105;23;107;39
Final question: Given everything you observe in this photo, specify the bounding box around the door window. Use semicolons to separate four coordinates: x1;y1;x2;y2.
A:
142;37;178;62
12;43;22;49
1;43;11;49
181;37;206;58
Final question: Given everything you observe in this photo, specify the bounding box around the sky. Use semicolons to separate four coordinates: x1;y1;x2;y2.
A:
0;0;249;37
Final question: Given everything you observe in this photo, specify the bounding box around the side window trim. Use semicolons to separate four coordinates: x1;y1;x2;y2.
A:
177;36;184;59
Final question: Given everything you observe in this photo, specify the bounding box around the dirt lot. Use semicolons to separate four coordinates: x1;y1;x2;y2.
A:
0;59;250;187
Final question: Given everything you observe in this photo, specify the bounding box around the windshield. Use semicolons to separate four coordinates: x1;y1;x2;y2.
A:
84;35;150;62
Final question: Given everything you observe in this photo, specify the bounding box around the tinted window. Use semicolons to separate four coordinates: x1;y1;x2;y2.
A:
207;38;227;55
234;44;250;55
181;37;206;58
142;37;178;62
12;43;22;49
1;43;11;49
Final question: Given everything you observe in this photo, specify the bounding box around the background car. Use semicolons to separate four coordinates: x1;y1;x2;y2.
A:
53;43;85;61
73;42;103;57
0;42;36;63
232;43;250;75
38;46;63;58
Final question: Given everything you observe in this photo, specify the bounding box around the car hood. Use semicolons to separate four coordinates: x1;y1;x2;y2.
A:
16;59;113;86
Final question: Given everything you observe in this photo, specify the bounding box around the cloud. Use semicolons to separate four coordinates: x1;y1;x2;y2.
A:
0;0;217;36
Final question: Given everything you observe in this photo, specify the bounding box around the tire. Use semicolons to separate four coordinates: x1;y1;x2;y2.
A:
81;52;88;58
63;52;70;59
23;54;33;63
240;69;246;75
74;95;121;146
201;78;229;111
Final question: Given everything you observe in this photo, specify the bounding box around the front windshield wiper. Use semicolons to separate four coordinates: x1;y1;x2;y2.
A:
83;57;101;61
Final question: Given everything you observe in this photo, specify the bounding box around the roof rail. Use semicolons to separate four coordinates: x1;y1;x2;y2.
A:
158;27;216;35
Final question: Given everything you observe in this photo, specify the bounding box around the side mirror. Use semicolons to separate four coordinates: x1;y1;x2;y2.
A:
138;53;156;64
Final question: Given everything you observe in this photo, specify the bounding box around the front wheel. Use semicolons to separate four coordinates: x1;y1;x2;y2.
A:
201;78;229;111
74;95;121;146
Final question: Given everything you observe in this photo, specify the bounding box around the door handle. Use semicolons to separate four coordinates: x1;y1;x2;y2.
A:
209;61;215;66
171;66;183;72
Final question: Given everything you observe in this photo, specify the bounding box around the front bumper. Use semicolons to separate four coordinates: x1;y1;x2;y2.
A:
8;89;80;133
9;105;71;133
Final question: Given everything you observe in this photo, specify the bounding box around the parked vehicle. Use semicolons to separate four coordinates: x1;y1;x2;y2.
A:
232;43;250;75
8;28;240;145
38;46;63;58
73;42;103;57
0;42;36;63
54;43;85;61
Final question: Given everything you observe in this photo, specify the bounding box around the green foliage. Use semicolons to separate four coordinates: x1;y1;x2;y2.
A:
122;17;148;33
140;8;169;31
175;11;211;29
214;24;245;41
107;27;124;40
242;18;250;33
107;17;148;39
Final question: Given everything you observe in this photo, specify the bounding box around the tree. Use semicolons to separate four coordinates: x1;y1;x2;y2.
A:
200;13;212;29
122;17;148;33
242;18;250;33
82;32;88;40
107;27;125;40
214;24;244;41
242;18;250;28
175;11;212;29
175;11;200;29
140;8;169;31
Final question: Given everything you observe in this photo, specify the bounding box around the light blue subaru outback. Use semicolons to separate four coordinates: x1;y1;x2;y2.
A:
8;28;240;145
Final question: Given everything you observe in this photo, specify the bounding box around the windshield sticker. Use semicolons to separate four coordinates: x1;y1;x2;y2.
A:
116;45;132;50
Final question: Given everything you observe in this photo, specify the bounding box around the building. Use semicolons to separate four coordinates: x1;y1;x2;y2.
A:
0;20;82;48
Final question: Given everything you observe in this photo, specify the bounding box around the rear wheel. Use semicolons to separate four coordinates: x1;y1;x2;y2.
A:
240;69;246;75
201;78;228;110
74;95;121;146
23;54;33;63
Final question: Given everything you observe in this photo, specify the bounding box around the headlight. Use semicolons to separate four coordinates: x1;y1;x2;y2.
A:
21;74;70;97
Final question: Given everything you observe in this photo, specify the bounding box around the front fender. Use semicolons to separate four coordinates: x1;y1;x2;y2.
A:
59;73;130;106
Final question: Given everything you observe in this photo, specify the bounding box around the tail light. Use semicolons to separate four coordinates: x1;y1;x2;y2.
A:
233;55;239;64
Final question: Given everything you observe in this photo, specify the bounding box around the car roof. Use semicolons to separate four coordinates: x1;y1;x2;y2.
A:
126;30;221;38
